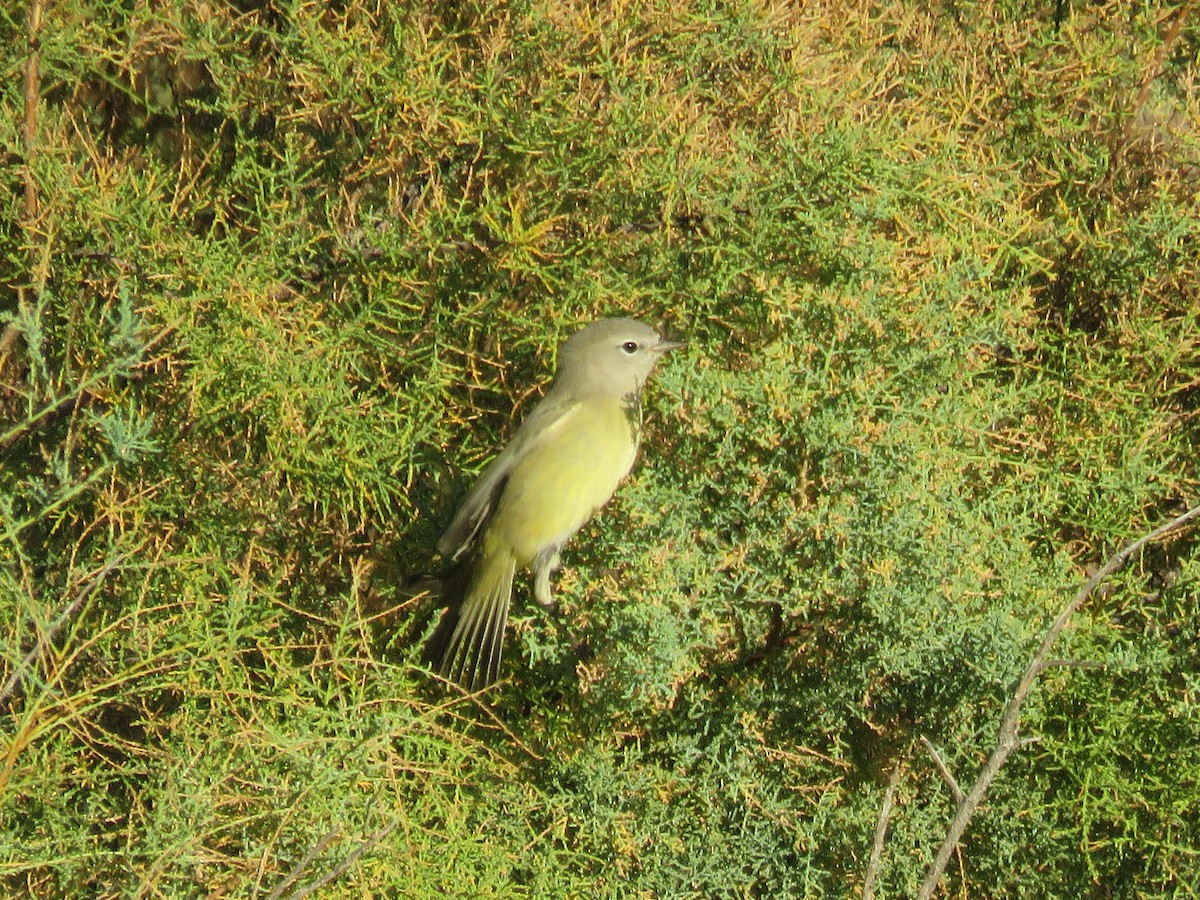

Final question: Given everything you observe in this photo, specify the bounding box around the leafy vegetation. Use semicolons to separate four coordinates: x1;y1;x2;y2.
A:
2;0;1198;896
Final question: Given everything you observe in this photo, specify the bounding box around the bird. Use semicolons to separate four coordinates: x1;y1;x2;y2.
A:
422;318;684;689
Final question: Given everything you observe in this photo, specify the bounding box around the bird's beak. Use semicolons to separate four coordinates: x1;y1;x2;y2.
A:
655;337;686;353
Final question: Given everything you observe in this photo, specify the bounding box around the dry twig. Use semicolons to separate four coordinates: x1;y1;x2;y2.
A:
2;0;46;371
0;551;131;708
919;735;964;806
281;822;397;900
862;765;904;900
917;502;1200;899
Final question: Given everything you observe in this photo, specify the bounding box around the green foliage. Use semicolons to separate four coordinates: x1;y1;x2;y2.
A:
3;0;1199;896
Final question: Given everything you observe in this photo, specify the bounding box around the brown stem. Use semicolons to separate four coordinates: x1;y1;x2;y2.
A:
23;0;44;220
917;502;1200;899
282;822;397;900
1128;2;1192;132
919;735;965;806
3;0;47;374
862;765;904;900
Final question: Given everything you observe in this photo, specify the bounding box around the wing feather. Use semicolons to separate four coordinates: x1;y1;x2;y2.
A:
436;397;581;560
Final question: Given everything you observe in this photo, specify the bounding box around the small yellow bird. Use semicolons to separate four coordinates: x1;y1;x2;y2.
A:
423;318;683;689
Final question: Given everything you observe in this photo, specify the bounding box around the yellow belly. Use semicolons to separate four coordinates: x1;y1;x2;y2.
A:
486;399;639;565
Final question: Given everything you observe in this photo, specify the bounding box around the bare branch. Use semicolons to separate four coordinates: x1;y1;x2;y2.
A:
918;502;1200;899
2;0;46;375
1128;2;1192;132
862;765;904;900
1105;1;1194;193
265;828;341;900
0;551;130;708
919;735;965;806
1034;658;1104;675
282;822;397;900
23;0;44;220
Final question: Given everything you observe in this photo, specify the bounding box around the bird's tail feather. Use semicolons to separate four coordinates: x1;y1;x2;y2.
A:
422;552;515;690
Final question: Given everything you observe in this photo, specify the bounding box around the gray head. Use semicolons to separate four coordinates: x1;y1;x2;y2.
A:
554;318;684;399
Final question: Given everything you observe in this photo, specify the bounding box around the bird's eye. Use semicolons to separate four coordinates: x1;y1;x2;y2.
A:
620;341;639;354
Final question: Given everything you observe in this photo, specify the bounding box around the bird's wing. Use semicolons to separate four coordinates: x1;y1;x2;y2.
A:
436;395;581;561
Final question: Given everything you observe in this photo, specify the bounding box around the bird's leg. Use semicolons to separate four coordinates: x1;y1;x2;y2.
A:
532;545;561;609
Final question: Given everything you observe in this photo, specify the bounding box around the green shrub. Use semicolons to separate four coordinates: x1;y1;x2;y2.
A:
2;1;1197;896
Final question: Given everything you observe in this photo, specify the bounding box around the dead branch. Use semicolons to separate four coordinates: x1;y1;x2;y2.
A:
862;765;904;900
919;735;964;806
917;502;1200;899
23;0;43;220
281;822;397;900
0;551;131;708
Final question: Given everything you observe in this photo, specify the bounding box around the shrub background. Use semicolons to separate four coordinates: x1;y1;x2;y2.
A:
2;1;1198;896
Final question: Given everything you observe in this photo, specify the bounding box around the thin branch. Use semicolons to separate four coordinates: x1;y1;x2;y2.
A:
0;321;177;451
1128;2;1192;131
282;821;397;900
918;502;1200;899
23;0;43;220
0;378;102;450
919;735;965;806
1105;1;1193;193
2;0;45;373
431;675;547;762
862;765;904;900
265;828;341;900
0;551;131;708
1033;658;1104;674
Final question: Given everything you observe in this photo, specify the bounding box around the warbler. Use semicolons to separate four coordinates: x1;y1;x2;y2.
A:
423;318;684;689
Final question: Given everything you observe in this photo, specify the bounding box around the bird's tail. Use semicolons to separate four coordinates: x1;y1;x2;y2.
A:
421;549;516;690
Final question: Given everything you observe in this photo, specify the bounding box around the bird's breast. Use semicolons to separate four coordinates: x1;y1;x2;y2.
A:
487;399;641;565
